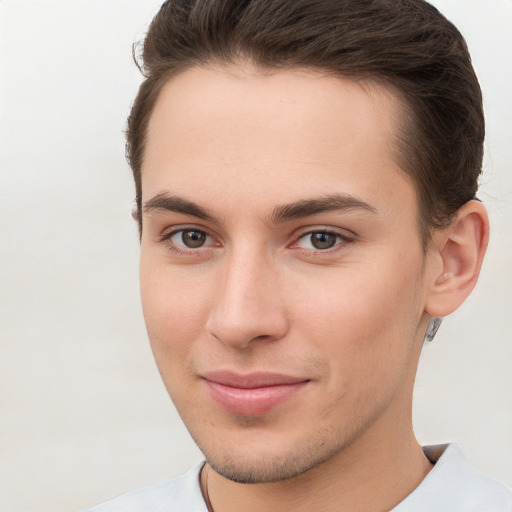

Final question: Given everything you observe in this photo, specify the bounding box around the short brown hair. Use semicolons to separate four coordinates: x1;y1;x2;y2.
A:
127;0;484;245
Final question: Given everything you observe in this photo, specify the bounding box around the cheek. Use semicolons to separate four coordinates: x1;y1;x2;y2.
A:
139;261;218;413
290;263;424;431
139;259;213;363
291;253;425;382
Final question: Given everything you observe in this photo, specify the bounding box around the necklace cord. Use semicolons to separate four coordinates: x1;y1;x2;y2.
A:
202;464;214;512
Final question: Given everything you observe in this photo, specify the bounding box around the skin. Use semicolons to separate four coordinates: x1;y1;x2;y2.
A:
139;64;488;512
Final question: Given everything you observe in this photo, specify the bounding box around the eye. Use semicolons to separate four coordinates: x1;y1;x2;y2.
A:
168;229;212;250
295;230;346;251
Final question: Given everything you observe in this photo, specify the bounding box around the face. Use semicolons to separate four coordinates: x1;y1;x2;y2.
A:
140;65;432;483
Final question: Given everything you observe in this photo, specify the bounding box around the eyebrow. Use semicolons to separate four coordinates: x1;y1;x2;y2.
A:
142;192;377;224
143;193;215;221
269;194;377;223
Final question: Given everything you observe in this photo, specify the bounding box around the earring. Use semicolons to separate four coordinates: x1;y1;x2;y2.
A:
424;317;443;343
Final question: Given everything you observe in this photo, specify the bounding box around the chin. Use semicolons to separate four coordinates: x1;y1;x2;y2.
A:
191;425;350;484
206;451;326;484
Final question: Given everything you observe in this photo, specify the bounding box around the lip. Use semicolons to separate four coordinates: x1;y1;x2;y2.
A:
201;371;310;416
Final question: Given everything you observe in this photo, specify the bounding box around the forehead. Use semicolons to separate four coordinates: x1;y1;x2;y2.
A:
142;64;416;220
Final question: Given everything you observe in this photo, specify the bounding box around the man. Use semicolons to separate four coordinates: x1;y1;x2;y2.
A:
88;0;511;510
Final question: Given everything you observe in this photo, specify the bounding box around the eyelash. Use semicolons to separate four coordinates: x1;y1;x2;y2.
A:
159;227;353;256
159;227;218;255
290;229;352;254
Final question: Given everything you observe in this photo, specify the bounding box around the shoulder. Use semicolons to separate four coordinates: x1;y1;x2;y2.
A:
84;461;208;512
393;444;512;511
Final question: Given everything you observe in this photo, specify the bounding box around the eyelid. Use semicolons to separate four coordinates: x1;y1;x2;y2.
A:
157;224;354;255
290;227;354;252
159;225;221;254
159;223;215;241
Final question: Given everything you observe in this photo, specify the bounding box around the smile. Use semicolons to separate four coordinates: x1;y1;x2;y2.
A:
201;371;310;416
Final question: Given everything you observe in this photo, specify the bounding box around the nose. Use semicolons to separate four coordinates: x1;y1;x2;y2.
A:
205;247;289;349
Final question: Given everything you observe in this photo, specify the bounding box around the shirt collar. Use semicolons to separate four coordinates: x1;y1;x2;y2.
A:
391;443;511;511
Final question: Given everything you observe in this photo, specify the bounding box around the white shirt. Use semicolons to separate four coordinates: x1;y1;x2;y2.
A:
85;444;512;511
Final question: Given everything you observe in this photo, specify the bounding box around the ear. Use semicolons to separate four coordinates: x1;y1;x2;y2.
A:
424;200;489;317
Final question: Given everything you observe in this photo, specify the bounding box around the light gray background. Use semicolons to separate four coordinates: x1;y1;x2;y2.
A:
0;1;510;511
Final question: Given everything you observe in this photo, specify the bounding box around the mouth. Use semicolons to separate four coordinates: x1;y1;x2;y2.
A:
201;371;310;416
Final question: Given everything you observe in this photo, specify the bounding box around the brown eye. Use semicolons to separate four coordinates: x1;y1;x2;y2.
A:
180;230;207;248
310;232;337;249
164;228;219;255
295;230;346;251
